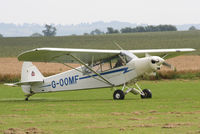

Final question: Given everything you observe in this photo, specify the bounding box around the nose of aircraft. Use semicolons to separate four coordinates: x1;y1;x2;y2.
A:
151;56;165;65
151;56;174;70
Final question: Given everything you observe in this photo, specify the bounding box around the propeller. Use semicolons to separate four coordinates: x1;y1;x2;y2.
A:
148;53;176;71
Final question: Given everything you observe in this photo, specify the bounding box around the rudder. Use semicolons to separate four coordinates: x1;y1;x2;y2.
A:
21;62;44;82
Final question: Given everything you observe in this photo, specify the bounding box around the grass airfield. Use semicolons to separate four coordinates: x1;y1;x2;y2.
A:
0;30;200;134
0;80;200;134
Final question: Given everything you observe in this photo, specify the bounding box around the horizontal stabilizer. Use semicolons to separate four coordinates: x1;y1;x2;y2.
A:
4;80;43;86
4;83;18;87
16;80;43;85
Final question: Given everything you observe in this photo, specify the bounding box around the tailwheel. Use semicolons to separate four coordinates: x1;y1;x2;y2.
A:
141;89;152;99
24;92;35;101
113;90;125;100
25;97;29;101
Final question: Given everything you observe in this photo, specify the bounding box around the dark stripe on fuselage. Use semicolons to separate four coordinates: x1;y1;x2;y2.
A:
79;67;133;80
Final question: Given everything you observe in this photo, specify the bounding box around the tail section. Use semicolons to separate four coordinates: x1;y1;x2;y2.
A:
5;62;44;96
21;62;44;94
21;62;44;82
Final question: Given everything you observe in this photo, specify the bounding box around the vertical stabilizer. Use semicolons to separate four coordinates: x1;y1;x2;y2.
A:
21;62;44;82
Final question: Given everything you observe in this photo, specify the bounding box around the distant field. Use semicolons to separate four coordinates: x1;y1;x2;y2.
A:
0;55;200;82
0;80;200;134
0;31;200;57
0;55;200;75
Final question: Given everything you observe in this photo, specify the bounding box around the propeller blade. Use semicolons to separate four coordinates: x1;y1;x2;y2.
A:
162;62;175;70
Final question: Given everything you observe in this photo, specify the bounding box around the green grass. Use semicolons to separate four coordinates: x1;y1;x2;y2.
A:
0;80;200;134
0;31;200;57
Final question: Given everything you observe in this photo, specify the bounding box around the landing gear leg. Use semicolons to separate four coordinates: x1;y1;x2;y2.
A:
112;82;152;100
123;82;152;99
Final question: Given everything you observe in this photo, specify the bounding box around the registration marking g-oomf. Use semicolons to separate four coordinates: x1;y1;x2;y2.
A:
51;75;79;88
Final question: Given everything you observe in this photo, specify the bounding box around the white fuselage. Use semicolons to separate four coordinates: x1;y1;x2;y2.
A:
26;57;158;94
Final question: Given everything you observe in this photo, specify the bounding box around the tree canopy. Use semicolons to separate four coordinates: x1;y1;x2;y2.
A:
90;29;104;35
42;24;57;36
106;27;119;34
188;26;197;31
0;33;3;37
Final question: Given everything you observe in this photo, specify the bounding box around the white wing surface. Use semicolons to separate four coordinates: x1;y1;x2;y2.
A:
129;48;196;58
18;48;120;64
18;48;195;63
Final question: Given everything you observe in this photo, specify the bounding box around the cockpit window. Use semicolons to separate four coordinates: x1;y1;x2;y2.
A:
111;55;125;68
82;54;128;74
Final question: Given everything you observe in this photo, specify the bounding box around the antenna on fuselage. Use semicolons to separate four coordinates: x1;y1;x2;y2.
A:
113;41;124;50
162;54;169;59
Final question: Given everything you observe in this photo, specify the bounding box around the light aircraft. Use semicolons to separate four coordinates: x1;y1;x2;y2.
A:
6;47;195;101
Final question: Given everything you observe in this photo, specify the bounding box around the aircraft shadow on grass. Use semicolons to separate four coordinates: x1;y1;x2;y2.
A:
0;97;139;103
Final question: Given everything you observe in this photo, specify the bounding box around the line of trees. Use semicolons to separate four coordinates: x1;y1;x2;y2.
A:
85;25;178;35
29;24;198;37
120;25;177;33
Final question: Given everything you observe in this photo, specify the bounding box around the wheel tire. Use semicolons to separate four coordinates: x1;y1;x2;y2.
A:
141;89;152;99
113;90;125;100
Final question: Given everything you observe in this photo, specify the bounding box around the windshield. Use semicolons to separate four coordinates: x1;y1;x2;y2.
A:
120;50;138;63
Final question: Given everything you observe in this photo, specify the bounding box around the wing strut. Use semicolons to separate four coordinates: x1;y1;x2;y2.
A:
69;54;114;87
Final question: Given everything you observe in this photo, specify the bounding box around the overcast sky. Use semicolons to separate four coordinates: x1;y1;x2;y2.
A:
0;0;200;25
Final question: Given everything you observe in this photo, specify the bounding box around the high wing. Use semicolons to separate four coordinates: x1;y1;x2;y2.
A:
129;49;196;58
18;47;195;63
18;48;120;64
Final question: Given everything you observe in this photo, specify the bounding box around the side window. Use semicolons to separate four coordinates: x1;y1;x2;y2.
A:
92;64;101;72
112;55;126;68
82;63;101;75
101;60;112;72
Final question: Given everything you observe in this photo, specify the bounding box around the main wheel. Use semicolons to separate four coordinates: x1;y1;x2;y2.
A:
113;90;125;100
141;89;152;99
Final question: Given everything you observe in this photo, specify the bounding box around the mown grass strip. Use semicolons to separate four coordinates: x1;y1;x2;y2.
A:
0;80;200;134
